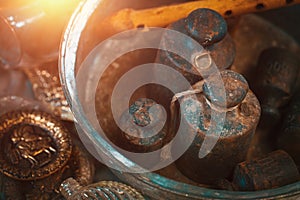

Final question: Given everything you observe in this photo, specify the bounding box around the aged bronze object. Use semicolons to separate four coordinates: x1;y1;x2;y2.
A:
0;110;94;199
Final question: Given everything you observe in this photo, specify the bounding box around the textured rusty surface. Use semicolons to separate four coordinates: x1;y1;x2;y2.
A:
184;8;227;46
203;70;249;108
233;150;300;191
174;70;261;184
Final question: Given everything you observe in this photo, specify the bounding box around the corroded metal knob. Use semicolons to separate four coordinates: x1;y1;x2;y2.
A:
185;8;227;46
60;178;145;200
233;150;300;191
174;70;260;184
119;98;168;153
156;8;235;85
203;70;249;108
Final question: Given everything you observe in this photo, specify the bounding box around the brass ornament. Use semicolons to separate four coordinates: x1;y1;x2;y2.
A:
24;62;74;122
60;178;145;200
0;110;72;180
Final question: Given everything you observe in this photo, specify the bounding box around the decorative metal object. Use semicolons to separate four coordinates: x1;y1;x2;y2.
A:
0;110;72;180
0;110;94;199
60;178;145;200
24;62;74;122
174;70;261;184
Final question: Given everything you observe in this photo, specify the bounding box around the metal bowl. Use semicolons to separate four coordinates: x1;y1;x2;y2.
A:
59;0;300;199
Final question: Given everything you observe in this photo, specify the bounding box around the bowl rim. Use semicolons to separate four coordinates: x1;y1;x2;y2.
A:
59;0;300;199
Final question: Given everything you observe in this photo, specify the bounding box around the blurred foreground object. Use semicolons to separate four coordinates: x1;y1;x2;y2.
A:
24;61;73;121
0;0;80;68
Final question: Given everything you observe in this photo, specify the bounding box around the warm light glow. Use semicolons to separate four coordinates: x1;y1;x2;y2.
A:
38;0;81;13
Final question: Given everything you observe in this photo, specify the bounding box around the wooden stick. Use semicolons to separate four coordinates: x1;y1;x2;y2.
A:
103;0;300;34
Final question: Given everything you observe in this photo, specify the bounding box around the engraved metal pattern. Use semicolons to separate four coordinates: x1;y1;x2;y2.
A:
24;64;74;121
0;143;94;200
60;178;145;200
0;110;72;180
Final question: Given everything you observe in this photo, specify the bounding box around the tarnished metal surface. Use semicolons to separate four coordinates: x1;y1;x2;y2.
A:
0;110;72;180
60;178;145;200
0;110;94;199
24;62;74;122
185;8;227;46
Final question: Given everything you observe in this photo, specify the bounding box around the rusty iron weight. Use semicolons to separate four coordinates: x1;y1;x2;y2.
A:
174;70;261;184
254;47;300;123
233;150;300;191
118;98;169;153
156;8;235;85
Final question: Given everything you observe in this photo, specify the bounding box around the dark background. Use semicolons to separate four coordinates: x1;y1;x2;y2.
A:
258;4;300;45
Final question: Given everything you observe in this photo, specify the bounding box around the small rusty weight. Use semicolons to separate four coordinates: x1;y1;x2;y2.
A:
232;150;300;191
60;177;145;200
254;47;300;128
277;93;300;166
118;98;168;153
248;47;300;159
174;70;261;184
156;8;235;85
